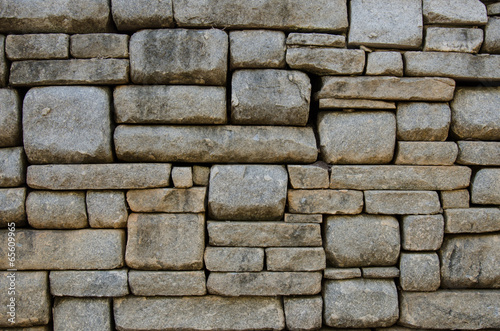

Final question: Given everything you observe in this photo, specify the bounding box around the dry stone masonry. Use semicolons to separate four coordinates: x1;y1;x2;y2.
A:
0;0;499;330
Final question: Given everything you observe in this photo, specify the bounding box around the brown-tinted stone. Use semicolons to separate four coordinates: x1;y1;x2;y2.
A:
288;189;363;215
127;187;205;213
128;271;206;296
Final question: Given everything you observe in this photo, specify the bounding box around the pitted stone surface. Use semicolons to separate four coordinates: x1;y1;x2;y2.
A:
286;48;365;75
128;271;206;296
230;31;286;69
50;270;129;297
396;102;451;141
471;168;500;205
0;147;26;187
6;34;69;60
0;89;21;147
53;298;112;331
423;0;488;25
70;33;129;58
111;0;174;30
0;187;26;227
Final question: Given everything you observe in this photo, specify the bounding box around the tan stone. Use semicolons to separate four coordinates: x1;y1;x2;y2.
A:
288;189;363;215
324;268;361;280
284;213;323;223
394;142;458;165
286;48;365;75
365;190;441;215
204;247;264;272
266;247;326;271
319;98;396;110
128;271;206;296
440;189;470;209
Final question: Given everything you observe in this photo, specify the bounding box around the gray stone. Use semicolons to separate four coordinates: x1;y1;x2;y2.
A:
423;0;488;25
444;208;500;233
128;271;206;296
126;213;204;270
317;76;455;101
349;0;423;49
6;34;69;60
230;30;285;69
287;33;345;47
424;27;483;53
26;191;88;229
171;167;193;188
362;267;400;279
0;272;50;327
204;247;264;272
395;142;458;165
319;98;396;110
0;0;112;33
266;248;326;271
471;168;500;204
114;125;318;163
0;35;6;87
400;290;500;329
324;215;400;267
0;188;26;227
10;59;129;86
0;229;125;270
87;191;128;229
50;270;129;297
111;0;174;30
440;189;470;209
286;48;365;76
401;215;444;251
405;51;500;81
324;268;361;280
114;85;227;124
114;296;285;330
0;89;21;147
330;165;471;190
396;102;451;141
192;166;210;186
365;190;441;215
207;272;322;296
400;253;440;291
208;221;322;247
27;164;171;190
53;298;111;331
231;69;310;126
366;52;403;76
0;147;26;187
0;327;50;331
488;2;500;15
323;279;399;328
288;164;329;189
70;33;129;58
173;0;348;32
284;213;323;223
208;165;287;221
130;29;227;85
23;86;113;164
457;141;500;165
284;296;322;331
440;234;500;288
288;190;363;215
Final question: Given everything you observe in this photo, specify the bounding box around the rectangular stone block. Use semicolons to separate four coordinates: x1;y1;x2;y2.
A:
207;272;321;296
440;189;470;209
127;187;206;213
114;296;285;330
400;253;440;291
193;166;210;186
6;34;69;60
366;52;404;76
115;125;317;163
324;268;361;280
128;271;206;296
0;88;21;147
10;59;129;86
230;30;286;69
208;221;322;247
27;164;171;190
54;298;111;331
286;48;365;75
87;191;128;228
0;187;26;227
488;2;500;15
0;147;26;187
204;247;264;272
424;27;483;53
362;267;400;279
402;215;444;251
471;168;500;205
50;270;129;297
287;33;346;47
284;296;322;331
287;164;329;189
171;167;193;188
111;0;174;30
319;98;396;110
288;190;363;215
330;165;471;190
444;208;500;233
365;190;441;215
114;85;226;124
70;33;129;58
266;247;326;271
457;141;500;165
423;0;488;25
484;17;500;53
0;229;125;270
394;142;458;165
284;213;323;223
396;102;451;141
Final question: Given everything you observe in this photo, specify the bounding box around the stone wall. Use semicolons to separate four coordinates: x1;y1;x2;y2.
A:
0;0;499;330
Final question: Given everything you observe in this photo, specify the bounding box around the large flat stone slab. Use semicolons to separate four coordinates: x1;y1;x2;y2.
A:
127;187;206;213
128;271;206;296
288;190;363;215
50;270;129;297
365;190;441;215
286;48;365;75
457;141;500;165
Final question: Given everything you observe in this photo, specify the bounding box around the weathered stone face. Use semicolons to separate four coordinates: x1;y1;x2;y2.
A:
483;17;500;54
53;298;112;331
324;268;361;280
457;141;500;165
366;52;404;76
423;0;488;25
230;30;286;69
0;147;26;187
111;0;174;30
400;253;440;291
87;191;128;229
127;187;206;213
205;247;264;272
50;270;129;297
286;48;365;75
0;36;6;87
0;187;27;227
471;168;500;205
444;208;500;234
401;215;444;251
287;164;329;189
70;33;129;58
171;167;193;188
424;27;483;53
395;142;458;165
284;296;323;331
128;271;206;296
286;33;346;47
266;247;326;271
363;267;399;279
396;102;451;141
440;189;470;209
6;34;69;60
0;89;21;147
288;189;363;215
364;190;441;215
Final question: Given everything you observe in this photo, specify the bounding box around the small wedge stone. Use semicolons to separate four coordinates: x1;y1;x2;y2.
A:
440;190;470;209
324;268;361;280
362;267;399;279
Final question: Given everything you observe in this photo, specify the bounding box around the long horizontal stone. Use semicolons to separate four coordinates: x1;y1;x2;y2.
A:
457;141;500;165
114;296;285;330
319;98;396;110
114;125;317;163
111;0;174;30
330;166;471;190
444;208;500;233
127;187;206;213
365;190;441;215
394;142;458;165
266;247;326;271
50;270;129;297
286;48;365;75
27;164;171;190
10;59;129;86
317;76;455;101
128;271;206;296
424;27;483;53
204;247;264;272
286;33;346;47
288;190;363;214
6;34;69;60
0;229;125;270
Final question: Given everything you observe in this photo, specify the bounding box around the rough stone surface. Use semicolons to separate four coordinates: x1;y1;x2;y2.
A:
27;164;171;190
207;272;322;296
114;125;318;163
230;30;285;69
400;253;440;291
440;234;500;288
10;59;129;86
483;17;500;53
284;296;323;331
204;247;264;272
319;98;396;110
423;0;488;25
266;248;326;271
208;221;322;247
365;190;441;215
208;165;287;221
444;208;500;233
457;141;500;165
287;164;329;189
330;165;471;190
0;187;26;227
401;215;444;251
6;34;69;60
53;298;111;331
50;270;129;297
440;189;470;209
0;147;26;187
395;142;458;165
424;27;483;53
193;166;210;186
288;190;363;215
114;85;227;124
362;267;400;279
171;167;193;188
286;48;365;75
323;279;399;328
471;168;500;205
0;89;21;147
126;213;204;270
114;296;285;330
396;102;451;141
0;35;6;87
23;86;113;164
284;213;323;223
70;33;129;58
318;111;396;164
366;52;403;76
399;290;500;329
111;0;174;30
26;191;88;229
0;271;50;327
128;271;206;296
488;2;500;15
287;33;345;47
324;215;400;267
130;29;227;85
0;229;125;270
87;191;128;229
324;268;361;280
